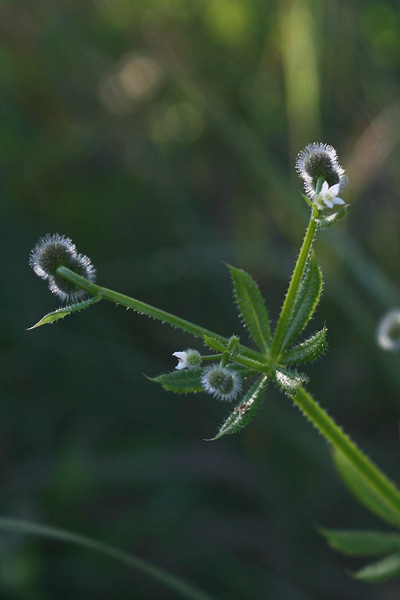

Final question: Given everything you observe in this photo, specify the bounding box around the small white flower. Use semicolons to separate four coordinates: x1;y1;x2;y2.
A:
173;351;188;370
172;349;201;370
314;181;345;211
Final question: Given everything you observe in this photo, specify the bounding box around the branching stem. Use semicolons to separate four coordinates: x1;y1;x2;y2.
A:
56;266;267;365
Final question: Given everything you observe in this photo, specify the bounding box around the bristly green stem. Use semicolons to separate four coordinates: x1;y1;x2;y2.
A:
57;255;400;522
56;266;267;365
270;213;317;359
294;387;400;517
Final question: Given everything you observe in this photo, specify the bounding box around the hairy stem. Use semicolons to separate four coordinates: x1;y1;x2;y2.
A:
56;266;267;365
294;387;400;517
271;213;317;358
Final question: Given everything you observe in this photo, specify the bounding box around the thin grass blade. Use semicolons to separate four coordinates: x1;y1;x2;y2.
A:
0;516;215;600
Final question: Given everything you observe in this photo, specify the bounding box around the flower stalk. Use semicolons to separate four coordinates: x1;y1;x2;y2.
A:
28;142;400;582
55;261;400;522
270;213;317;360
56;266;267;366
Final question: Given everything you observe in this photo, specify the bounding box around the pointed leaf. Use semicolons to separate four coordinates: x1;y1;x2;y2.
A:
320;529;400;557
210;375;268;440
273;368;307;397
316;207;347;229
353;552;400;583
332;449;400;529
282;254;322;350
228;265;271;353
28;296;102;329
281;327;327;366
301;192;314;209
151;364;255;394
150;369;204;393
203;334;227;353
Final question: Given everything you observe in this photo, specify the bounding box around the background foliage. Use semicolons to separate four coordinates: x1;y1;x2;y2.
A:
2;0;400;598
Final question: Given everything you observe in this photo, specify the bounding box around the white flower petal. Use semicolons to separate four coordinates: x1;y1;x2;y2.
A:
329;183;340;196
324;198;334;208
321;181;329;193
172;351;188;369
332;196;345;205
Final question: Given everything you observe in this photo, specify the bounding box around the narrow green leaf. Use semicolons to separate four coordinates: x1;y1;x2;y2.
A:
273;368;307;397
301;192;314;209
28;296;102;329
151;365;254;395
332;449;400;529
210;375;268;440
150;369;204;393
229;365;258;379
227;352;269;374
353;552;400;583
203;334;227;353
316;207;347;229
228;265;271;353
320;528;400;557
282;254;322;350
281;327;327;366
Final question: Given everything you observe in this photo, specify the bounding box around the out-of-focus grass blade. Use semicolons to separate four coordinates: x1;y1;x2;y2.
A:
353;552;400;583
320;528;400;557
0;516;216;600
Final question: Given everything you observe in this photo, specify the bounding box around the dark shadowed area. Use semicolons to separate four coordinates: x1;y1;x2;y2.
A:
1;1;400;598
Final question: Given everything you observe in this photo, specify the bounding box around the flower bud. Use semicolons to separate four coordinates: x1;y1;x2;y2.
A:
201;365;242;401
30;234;96;302
30;234;76;279
295;142;348;200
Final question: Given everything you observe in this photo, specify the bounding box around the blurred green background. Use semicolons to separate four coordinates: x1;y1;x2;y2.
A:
2;0;400;598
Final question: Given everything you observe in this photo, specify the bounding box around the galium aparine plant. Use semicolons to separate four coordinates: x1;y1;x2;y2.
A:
28;144;400;584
